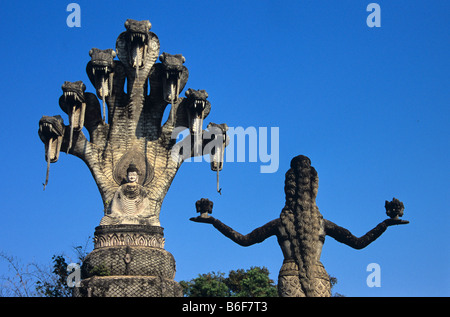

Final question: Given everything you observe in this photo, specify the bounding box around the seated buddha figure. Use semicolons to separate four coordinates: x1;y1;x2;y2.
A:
100;163;159;226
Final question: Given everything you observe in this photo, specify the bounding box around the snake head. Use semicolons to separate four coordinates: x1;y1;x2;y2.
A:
38;115;65;162
124;19;152;69
185;89;210;154
185;89;209;134
159;52;185;72
185;89;208;114
125;19;151;34
87;48;116;98
60;81;86;129
59;81;87;151
38;115;66;189
89;48;116;69
61;81;86;106
206;123;229;172
38;115;65;144
159;52;187;103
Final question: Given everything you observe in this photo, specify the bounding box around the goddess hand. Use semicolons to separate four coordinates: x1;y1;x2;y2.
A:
383;218;409;226
189;215;216;224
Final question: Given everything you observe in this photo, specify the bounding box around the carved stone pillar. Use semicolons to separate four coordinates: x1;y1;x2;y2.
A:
73;225;182;297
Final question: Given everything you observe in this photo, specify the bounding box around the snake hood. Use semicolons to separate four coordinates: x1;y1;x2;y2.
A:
116;19;160;79
86;48;116;99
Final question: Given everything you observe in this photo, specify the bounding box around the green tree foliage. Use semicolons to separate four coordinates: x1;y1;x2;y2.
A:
34;241;91;297
329;275;344;297
180;266;278;297
181;266;343;297
227;267;278;297
35;255;72;297
180;271;229;297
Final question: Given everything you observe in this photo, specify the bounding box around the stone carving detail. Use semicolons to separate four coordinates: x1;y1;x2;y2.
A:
38;115;64;190
94;233;165;249
94;232;165;249
93;225;165;249
38;19;227;226
195;198;213;218
74;276;182;297
38;18;229;298
75;224;180;297
385;197;405;219
100;163;158;226
191;155;409;297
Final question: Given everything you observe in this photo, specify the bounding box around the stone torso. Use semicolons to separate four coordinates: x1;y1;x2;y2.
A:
276;218;326;263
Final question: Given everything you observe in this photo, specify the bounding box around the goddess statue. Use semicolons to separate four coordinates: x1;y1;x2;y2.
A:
191;155;409;297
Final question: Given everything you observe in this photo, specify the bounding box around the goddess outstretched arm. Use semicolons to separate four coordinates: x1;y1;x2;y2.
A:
324;218;409;250
190;216;279;247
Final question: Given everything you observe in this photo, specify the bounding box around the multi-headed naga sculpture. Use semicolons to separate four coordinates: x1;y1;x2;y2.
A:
38;19;227;227
191;155;409;297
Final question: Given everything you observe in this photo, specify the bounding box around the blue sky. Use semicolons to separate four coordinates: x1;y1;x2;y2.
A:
0;0;448;297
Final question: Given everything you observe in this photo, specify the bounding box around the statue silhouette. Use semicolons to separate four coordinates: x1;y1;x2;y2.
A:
191;155;408;297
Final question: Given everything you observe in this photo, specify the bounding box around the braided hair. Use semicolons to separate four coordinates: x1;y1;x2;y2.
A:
280;155;322;297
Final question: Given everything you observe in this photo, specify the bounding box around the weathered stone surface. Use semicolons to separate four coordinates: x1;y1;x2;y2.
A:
75;224;182;297
191;155;409;297
81;246;176;279
93;225;165;248
38;18;228;297
74;276;182;297
38;19;227;227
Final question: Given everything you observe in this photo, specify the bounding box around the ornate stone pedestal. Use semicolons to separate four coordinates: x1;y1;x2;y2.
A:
74;225;182;297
